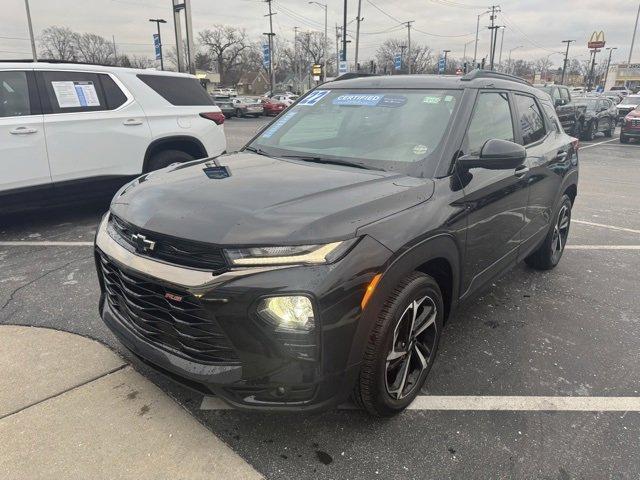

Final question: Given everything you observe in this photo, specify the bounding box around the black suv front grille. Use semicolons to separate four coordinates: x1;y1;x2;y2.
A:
110;215;228;272
98;252;239;365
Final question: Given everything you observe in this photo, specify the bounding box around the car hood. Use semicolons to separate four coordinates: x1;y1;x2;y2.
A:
110;152;435;245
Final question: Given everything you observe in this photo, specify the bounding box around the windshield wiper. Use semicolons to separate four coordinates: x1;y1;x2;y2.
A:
280;154;385;172
244;146;271;157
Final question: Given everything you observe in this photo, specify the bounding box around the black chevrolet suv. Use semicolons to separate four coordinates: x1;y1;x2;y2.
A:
96;70;579;416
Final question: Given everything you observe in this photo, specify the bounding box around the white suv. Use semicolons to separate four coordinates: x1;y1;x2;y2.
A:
0;62;226;212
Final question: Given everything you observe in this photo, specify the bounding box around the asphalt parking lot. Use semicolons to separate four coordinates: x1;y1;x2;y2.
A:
1;118;639;479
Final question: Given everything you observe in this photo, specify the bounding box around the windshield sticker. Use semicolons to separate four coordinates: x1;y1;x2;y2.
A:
378;95;408;108
261;111;297;138
333;93;384;106
413;144;428;155
299;90;331;106
422;96;442;104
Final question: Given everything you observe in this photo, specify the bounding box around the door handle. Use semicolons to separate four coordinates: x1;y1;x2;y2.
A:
514;165;530;178
9;126;38;135
123;119;143;126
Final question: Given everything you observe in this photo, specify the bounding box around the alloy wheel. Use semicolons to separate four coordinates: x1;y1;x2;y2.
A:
551;204;570;262
385;295;438;400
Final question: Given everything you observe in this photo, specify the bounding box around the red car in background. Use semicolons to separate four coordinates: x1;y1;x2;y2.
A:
621;107;640;143
262;98;287;116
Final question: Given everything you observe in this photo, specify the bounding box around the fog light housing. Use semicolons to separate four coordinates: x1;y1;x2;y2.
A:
257;296;315;332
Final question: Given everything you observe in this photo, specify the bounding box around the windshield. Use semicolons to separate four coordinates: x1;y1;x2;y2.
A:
620;97;640;105
247;89;461;176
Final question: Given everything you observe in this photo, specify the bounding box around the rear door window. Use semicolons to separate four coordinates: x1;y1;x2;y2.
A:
100;74;127;109
137;74;213;106
41;71;108;114
0;71;31;117
514;94;547;145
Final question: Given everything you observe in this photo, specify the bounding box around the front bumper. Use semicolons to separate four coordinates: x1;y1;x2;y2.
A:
95;215;392;411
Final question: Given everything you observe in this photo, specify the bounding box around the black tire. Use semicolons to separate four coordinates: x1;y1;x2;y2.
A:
236;108;244;118
354;272;444;417
583;121;597;141
525;194;572;270
620;134;629;144
146;149;194;172
604;121;614;138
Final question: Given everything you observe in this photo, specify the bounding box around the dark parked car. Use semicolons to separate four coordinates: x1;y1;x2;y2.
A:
96;71;579;416
573;96;617;140
621;106;640;143
535;84;586;137
212;96;235;118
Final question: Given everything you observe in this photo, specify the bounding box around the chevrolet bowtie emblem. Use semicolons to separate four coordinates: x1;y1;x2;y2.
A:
131;233;156;253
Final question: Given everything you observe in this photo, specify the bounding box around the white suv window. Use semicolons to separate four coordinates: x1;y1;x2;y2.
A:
0;71;31;118
137;74;214;106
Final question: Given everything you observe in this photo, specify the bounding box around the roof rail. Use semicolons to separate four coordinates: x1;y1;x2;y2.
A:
333;72;377;81
0;58;114;67
461;69;531;86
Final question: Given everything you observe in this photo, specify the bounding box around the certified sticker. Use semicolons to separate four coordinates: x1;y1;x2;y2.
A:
333;93;384;106
413;144;428;155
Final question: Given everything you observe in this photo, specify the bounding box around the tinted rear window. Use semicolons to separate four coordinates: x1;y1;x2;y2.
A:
137;74;214;106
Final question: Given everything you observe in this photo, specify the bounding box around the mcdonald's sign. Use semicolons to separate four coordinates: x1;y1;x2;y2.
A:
588;31;605;49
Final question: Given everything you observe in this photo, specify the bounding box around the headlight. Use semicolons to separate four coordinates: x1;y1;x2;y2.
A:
225;238;358;266
257;296;315;331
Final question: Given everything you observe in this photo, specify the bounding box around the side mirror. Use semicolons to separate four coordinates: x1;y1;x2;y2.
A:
554;98;565;107
458;139;527;170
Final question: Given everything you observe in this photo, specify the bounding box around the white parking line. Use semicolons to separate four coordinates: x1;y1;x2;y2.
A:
579;138;619;149
573;220;640;235
0;241;94;246
200;395;640;412
566;245;640;250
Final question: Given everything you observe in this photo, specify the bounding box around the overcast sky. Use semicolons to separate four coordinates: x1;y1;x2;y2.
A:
2;0;639;67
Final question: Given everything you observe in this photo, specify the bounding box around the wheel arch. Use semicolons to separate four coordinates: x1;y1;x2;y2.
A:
347;234;462;367
142;136;208;173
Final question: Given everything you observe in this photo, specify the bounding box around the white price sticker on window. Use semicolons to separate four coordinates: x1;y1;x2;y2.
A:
51;81;101;108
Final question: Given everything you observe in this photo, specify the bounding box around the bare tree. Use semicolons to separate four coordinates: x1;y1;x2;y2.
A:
39;26;77;61
73;33;115;65
376;38;433;74
199;26;249;84
296;31;326;65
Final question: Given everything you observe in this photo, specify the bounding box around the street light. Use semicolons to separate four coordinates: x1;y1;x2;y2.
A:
604;46;618;87
149;18;167;70
473;10;491;67
462;39;474;62
507;45;523;74
542;51;562;82
308;1;328;81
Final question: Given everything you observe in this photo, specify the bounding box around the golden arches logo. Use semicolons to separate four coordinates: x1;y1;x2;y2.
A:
588;31;606;48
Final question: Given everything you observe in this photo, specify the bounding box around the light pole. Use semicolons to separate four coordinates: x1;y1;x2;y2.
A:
23;0;37;61
462;39;474;66
497;26;506;70
507;45;523;74
473;10;491;67
604;47;618;87
149;19;167;71
443;49;451;74
309;2;328;81
629;1;640;64
542;52;561;83
560;39;574;85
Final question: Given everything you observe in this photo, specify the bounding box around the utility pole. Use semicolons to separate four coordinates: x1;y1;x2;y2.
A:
149;19;167;71
587;48;600;91
24;0;37;62
629;1;640;64
264;0;276;95
498;26;506;70
294;26;299;91
560;39;574;85
604;47;617;87
405;21;414;74
487;5;501;71
336;24;341;74
399;44;407;74
112;35;118;63
342;0;348;62
354;0;363;72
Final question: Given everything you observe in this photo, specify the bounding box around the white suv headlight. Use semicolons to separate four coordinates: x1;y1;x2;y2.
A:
224;239;358;266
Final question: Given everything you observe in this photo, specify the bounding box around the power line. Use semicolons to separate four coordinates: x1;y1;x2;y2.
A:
499;11;561;54
412;27;474;38
365;0;404;25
